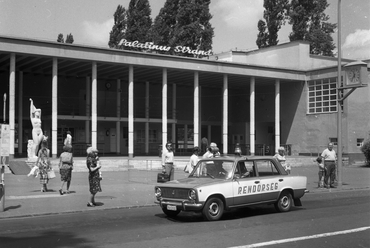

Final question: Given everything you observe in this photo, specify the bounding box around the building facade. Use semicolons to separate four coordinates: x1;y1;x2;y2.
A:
0;36;369;163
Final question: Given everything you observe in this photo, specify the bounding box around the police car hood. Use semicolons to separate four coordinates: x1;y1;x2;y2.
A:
159;177;225;188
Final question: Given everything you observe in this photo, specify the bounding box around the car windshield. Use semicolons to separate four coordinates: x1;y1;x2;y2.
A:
189;159;234;179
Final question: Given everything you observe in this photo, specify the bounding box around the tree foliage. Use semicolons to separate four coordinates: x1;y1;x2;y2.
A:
65;33;74;44
256;0;336;56
288;0;336;56
256;0;288;48
171;0;214;57
57;33;74;44
256;20;268;49
108;5;127;48
151;0;179;54
124;0;152;51
361;138;370;166
57;33;64;43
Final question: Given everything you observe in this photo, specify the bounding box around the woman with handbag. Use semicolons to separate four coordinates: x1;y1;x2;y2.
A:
36;138;51;192
86;147;102;207
58;144;74;195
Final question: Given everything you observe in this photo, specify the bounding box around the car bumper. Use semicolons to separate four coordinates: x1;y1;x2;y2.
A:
155;198;204;211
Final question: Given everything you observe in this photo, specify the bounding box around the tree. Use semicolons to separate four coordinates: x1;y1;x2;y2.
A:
256;0;288;48
124;0;152;51
287;0;336;56
150;0;179;54
57;33;64;43
108;5;127;48
171;0;214;57
65;33;74;44
256;20;268;48
361;138;370;166
57;33;74;44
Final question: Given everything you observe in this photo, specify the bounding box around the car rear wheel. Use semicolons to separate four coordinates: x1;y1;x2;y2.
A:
274;191;292;212
162;207;181;218
202;197;224;221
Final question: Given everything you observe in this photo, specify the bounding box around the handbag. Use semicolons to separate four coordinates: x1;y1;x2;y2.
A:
157;172;170;183
47;169;56;179
183;164;188;173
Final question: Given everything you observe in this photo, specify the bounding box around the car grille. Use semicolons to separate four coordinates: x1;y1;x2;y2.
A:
161;188;189;199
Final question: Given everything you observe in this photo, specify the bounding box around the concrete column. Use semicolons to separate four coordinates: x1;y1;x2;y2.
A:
91;62;97;149
17;71;23;154
52;57;58;158
250;77;255;155
145;81;149;154
9;53;15;158
116;79;121;154
172;84;176;145
184;124;188;149
162;68;168;147
128;65;134;158
194;72;199;147
85;77;91;144
275;79;280;152
223;74;228;154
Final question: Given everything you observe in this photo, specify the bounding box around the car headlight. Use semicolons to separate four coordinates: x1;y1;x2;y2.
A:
188;189;197;201
155;187;162;198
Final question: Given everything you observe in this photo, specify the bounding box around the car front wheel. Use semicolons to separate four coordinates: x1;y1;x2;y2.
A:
202;197;224;221
274;191;292;212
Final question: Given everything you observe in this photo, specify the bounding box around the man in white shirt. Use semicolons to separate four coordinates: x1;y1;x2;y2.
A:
321;142;337;188
203;142;220;158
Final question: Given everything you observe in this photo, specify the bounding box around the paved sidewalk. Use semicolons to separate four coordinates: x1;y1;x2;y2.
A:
0;164;369;219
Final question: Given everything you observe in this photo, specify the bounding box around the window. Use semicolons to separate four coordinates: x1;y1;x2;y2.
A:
357;139;364;147
255;160;279;176
308;78;338;114
136;129;158;143
329;138;338;146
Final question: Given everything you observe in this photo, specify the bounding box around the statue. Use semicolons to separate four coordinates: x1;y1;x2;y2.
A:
29;99;44;159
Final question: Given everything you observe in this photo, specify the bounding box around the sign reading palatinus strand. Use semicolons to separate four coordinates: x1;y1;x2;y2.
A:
118;39;213;56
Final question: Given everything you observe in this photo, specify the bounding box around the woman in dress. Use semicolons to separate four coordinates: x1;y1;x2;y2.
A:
86;147;102;207
58;145;74;195
36;139;51;192
162;142;175;181
274;146;290;174
30;98;44;158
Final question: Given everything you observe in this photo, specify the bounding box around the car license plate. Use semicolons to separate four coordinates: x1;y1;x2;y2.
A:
167;205;177;211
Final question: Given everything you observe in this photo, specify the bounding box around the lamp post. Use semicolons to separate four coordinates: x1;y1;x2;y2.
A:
337;0;343;189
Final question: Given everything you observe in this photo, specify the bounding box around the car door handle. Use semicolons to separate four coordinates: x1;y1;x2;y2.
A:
279;179;284;182
254;181;260;184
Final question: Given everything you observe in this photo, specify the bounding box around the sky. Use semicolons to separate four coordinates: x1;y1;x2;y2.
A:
0;0;369;60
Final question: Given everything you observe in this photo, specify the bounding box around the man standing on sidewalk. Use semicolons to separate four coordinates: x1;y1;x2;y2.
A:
321;142;337;188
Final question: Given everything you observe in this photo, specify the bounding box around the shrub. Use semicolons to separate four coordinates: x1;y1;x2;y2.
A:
360;139;370;166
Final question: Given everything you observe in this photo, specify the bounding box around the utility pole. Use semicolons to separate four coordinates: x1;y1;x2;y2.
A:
337;0;343;189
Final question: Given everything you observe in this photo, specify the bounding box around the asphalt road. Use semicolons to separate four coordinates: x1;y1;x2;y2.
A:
0;190;369;248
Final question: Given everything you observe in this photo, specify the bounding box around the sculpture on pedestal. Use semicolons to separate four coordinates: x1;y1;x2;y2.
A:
29;99;44;159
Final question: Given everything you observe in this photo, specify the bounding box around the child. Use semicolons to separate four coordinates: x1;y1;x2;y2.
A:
316;157;325;188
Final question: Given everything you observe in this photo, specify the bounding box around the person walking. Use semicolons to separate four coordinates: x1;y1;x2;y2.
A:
64;131;72;147
86;147;102;207
185;146;199;173
162;142;175;181
58;145;74;195
36;138;51;192
201;137;209;154
321;142;337;188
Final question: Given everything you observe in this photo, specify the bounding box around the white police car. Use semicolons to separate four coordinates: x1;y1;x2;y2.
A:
154;156;307;221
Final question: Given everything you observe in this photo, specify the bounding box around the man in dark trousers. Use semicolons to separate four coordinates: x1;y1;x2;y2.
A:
321;142;337;188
